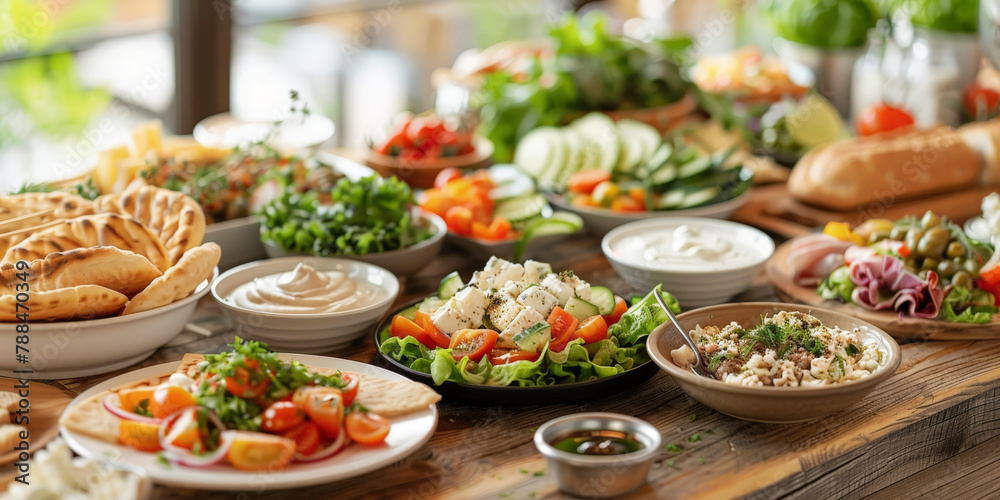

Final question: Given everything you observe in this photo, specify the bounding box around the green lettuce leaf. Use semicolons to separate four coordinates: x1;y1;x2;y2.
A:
609;285;679;346
939;286;998;324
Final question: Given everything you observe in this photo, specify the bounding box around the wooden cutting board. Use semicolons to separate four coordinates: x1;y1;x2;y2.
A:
766;238;1000;340
733;183;997;238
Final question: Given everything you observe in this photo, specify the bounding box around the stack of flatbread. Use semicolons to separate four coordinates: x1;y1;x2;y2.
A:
60;353;442;444
0;186;221;321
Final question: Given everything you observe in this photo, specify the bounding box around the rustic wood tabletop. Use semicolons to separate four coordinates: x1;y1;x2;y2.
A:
14;234;1000;500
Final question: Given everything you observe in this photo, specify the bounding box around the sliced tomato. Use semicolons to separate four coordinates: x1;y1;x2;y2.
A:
414;310;451;348
964;83;1000;120
295;387;345;439
226;431;296;471
283;421;321;456
262;401;305;433
467;170;494;191
610;196;646;213
390;314;436;348
567;170;612;195
486;218;513;240
224;359;270;400
149;384;197;419
434;167;463;189
418;189;452;218
442;178;474;199
340;373;359;408
162;407;203;451
445;205;474;235
345;411;391;446
602;296;628;326
471;220;492;240
118;386;156;415
407;115;445;144
547;307;579;352
856;103;914;136
449;329;499;362
119;420;161;452
375;130;409;156
487;347;541;365
571;194;599;208
572;315;608;344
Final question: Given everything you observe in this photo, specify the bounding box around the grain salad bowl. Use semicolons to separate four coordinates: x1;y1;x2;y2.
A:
646;302;901;423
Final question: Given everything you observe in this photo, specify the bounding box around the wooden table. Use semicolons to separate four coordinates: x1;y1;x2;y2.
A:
18;235;1000;499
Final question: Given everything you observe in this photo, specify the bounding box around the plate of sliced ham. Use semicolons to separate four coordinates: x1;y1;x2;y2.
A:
767;235;1000;341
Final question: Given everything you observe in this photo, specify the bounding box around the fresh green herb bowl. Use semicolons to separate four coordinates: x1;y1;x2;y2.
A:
646;302;901;423
262;210;447;277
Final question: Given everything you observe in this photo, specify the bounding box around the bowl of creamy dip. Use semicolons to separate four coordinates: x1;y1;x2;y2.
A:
211;257;400;353
601;217;774;308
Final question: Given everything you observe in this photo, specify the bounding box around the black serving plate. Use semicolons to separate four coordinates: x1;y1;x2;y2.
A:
371;299;659;405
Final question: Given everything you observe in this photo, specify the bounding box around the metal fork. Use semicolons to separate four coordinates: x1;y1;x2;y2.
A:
653;292;715;379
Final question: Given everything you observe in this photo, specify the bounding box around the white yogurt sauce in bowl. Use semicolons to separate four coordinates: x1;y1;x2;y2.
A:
226;263;387;315
611;224;764;272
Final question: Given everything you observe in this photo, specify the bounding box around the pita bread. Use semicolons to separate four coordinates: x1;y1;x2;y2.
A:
0;192;94;223
353;373;441;417
0;391;19;412
122;242;220;315
0;284;128;321
1;213;171;272
58;392;120;444
0;425;27;450
0;246;161;297
115;184;207;266
0;409;8;425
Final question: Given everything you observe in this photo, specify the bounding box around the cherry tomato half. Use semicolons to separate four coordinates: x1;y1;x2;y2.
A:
345;411;391;446
389;315;436;349
547;307;579;353
282;421;321;456
434;167;464;190
262;401;305;433
449;329;499;362
224;359;271;400
487;348;541;365
856;103;914;136
572;315;609;344
414;310;451;348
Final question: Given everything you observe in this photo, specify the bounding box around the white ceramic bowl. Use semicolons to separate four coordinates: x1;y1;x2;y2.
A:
0;269;218;380
262;211;447;276
211;257;399;353
602;217;774;309
548;189;751;237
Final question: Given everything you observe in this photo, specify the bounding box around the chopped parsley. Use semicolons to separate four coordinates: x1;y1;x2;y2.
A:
132;399;153;417
689;414;697;422
664;443;684;453
533;470;545;477
689;434;702;442
739;320;826;359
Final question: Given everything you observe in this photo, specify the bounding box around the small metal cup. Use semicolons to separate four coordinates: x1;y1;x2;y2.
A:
534;413;662;498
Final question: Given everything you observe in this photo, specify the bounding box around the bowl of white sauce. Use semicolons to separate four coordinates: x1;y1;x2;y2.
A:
211;257;400;353
601;217;774;308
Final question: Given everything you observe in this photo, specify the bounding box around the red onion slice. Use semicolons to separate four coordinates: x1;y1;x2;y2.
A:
293;430;349;463
162;430;236;468
102;393;162;424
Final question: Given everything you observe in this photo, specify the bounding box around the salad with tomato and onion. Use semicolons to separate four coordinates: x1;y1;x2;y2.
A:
378;256;680;387
110;338;391;471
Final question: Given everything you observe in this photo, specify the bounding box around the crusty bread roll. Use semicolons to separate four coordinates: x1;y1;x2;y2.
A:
0;246;161;297
788;125;982;211
1;213;171;272
958;119;1000;186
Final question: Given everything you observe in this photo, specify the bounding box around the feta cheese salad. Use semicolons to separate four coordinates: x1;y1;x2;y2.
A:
378;257;680;387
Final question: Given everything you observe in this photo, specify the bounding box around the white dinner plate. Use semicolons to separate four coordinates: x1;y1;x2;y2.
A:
59;355;438;491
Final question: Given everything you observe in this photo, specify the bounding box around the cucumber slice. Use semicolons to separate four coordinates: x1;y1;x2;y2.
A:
565;296;600;322
558;129;585;185
645;142;673;172
650;164;678;186
489;165;535;201
418;298;446;314
677;156;713;179
513;322;551;352
656;190;685;210
515;127;561;180
398;304;419;321
571;113;620;173
678;186;721;209
494;194;547;223
619;120;661;167
536;129;570;189
438;271;463;300
588;286;616;315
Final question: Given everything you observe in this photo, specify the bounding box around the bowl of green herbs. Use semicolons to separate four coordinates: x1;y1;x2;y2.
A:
259;174;446;276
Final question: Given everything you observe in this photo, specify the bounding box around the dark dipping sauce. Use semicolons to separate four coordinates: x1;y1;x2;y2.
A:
551;430;645;456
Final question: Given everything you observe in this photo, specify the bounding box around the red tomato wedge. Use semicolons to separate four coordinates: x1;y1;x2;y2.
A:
345;411;391;446
226;431;296;471
294;387;345;439
547;307;579;353
856;103;914;136
449;329;499;362
434;167;463;189
567;170;612;195
282;421;321;456
572;315;608;344
487;348;541;365
340;373;359;408
149;384;197;419
390;315;436;348
602;296;628;326
119;420;161;452
224;359;270;400
261;401;305;433
414;310;451;348
444;206;474;235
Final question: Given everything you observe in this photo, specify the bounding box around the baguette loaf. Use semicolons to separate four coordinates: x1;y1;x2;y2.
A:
957;119;1000;186
787;125;981;211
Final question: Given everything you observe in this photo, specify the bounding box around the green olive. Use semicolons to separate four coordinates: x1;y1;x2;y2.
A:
922;257;940;271
869;229;891;244
905;229;925;252
963;259;981;275
917;227;951;257
889;226;908;241
946;241;965;259
936;260;960;277
972;289;995;306
921;211;941;229
952;270;974;290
